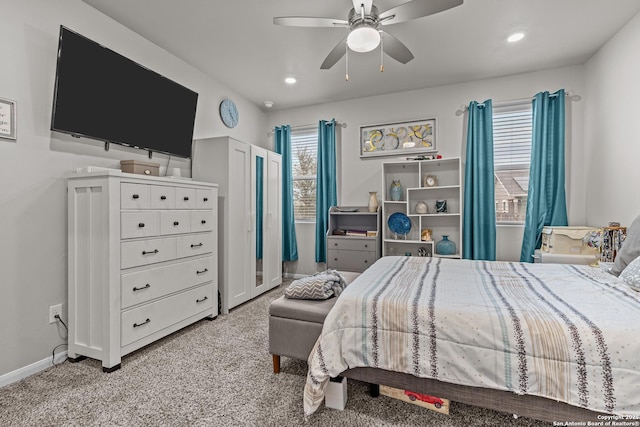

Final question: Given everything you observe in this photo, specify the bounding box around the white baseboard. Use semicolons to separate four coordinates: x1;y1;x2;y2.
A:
0;351;68;388
282;273;308;279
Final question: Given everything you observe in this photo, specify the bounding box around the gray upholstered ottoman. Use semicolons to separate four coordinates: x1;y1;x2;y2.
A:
269;271;361;373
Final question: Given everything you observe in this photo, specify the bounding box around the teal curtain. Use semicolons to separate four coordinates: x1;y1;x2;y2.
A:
520;89;568;262
463;100;496;260
315;119;337;263
274;125;298;262
255;156;263;260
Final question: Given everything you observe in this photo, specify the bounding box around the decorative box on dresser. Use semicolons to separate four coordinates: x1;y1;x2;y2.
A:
326;206;381;272
67;171;218;372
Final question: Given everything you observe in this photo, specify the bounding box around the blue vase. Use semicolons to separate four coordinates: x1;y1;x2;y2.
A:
436;235;456;256
390;180;403;201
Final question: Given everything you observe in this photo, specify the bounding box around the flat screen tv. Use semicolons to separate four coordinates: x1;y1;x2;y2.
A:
51;26;198;158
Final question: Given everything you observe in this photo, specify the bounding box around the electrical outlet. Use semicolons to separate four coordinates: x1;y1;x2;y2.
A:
49;304;63;324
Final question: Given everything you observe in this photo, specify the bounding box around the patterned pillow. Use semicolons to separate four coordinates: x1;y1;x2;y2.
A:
619;256;640;292
284;270;347;300
611;214;640;276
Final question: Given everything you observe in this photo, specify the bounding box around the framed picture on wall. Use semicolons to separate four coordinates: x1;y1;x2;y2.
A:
360;118;437;158
0;97;16;141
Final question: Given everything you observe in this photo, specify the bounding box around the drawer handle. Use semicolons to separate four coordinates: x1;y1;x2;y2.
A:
201;220;207;224
132;194;140;199
133;318;150;328
196;268;209;274
160;195;167;200
364;260;368;263
334;258;338;261
191;243;203;248
196;296;209;303
334;243;338;246
173;221;180;226
138;223;145;228
203;197;208;202
133;284;151;292
142;249;159;255
364;244;368;248
184;196;190;201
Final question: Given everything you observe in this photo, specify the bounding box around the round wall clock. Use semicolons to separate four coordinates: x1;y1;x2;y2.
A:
219;98;239;128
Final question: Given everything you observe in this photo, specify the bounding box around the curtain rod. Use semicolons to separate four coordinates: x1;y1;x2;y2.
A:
454;91;581;116
267;121;347;137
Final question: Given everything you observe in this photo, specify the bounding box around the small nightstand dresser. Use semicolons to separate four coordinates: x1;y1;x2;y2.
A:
326;206;381;272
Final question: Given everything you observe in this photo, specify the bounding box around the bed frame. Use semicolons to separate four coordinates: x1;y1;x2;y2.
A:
341;367;604;423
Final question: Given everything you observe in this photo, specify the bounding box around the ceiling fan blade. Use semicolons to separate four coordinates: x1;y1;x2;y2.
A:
320;37;348;69
273;16;348;27
382;32;414;64
379;0;463;25
351;0;373;15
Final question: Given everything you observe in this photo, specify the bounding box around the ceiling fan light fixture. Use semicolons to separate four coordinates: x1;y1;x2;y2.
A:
347;26;381;53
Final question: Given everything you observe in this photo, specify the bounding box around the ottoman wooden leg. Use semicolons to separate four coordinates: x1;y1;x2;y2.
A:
273;355;281;374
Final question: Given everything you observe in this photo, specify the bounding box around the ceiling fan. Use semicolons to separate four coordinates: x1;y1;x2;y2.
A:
274;0;463;70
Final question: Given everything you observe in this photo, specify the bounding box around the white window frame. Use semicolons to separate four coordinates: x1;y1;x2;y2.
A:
493;101;533;225
290;127;318;222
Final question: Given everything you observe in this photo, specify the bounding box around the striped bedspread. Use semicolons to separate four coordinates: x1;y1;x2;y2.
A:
304;256;640;416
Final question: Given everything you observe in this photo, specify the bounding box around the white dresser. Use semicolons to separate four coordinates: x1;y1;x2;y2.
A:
67;171;218;372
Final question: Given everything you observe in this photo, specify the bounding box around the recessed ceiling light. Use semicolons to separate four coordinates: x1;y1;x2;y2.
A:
264;101;274;108
284;76;297;84
507;32;525;43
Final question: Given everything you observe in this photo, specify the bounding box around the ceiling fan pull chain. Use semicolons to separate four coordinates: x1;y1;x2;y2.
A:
380;31;384;72
345;43;349;81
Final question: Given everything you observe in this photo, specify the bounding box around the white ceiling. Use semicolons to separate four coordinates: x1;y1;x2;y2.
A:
81;0;640;111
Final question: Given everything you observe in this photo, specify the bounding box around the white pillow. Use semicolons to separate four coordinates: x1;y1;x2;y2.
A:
619;256;640;292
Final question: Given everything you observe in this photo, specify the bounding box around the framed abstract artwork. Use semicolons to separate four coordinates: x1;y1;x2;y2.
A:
360;118;436;158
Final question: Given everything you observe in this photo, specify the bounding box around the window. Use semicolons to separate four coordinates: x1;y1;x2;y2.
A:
493;102;532;223
291;127;317;221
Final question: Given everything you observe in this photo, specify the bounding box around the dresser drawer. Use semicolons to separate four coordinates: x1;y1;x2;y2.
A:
150;185;175;209
327;237;376;252
121;212;160;239
327;249;376;272
121;183;150;209
121;283;214;347
121;256;214;309
190;211;215;233
176;233;213;258
160;211;191;235
196;189;215;209
121;237;176;269
175;187;197;209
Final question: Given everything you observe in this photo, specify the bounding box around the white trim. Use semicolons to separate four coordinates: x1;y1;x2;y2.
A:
283;273;308;279
0;351;68;388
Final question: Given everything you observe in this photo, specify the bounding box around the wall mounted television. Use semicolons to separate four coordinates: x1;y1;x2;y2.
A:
51;26;198;158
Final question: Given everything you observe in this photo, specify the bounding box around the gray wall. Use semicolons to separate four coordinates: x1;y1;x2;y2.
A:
267;66;587;276
0;0;267;378
584;11;640;226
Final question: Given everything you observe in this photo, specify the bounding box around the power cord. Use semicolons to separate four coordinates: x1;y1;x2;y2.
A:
54;314;68;331
51;314;69;366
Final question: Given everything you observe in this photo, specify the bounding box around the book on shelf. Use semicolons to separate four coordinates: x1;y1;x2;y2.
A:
345;229;367;237
366;230;378;237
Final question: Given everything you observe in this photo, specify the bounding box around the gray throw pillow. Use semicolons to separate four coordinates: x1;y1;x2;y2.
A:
611;214;640;276
619;256;640;292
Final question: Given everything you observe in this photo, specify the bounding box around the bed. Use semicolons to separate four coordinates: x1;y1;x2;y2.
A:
303;256;640;421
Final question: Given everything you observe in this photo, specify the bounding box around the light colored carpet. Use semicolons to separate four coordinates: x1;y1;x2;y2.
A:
0;280;549;427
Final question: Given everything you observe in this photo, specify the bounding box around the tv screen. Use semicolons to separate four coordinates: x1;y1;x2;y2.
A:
51;26;198;158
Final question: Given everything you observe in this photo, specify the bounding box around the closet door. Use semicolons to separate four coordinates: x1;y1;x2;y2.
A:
251;146;269;298
266;151;282;290
228;140;252;309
